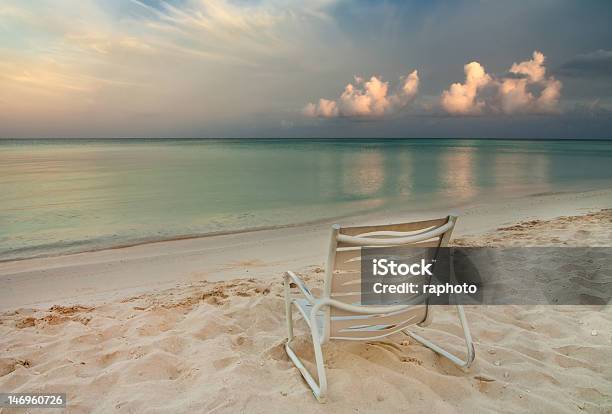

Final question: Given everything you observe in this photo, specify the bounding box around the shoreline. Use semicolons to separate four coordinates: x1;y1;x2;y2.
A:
2;178;611;263
0;211;366;264
0;187;611;311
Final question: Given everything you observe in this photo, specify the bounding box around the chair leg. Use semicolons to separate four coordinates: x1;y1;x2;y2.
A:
402;304;475;369
283;294;328;402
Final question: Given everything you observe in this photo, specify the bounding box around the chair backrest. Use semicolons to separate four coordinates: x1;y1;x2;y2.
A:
322;215;457;342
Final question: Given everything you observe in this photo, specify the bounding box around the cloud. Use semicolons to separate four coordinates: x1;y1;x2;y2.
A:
0;0;343;137
303;99;338;117
509;50;546;81
441;51;562;116
558;49;612;78
390;71;420;107
440;62;491;115
498;51;562;114
304;70;419;118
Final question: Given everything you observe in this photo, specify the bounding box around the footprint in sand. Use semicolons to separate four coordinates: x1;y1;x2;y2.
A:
213;356;239;370
366;341;423;365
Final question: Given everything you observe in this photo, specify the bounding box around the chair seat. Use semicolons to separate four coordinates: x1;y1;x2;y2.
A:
294;299;325;338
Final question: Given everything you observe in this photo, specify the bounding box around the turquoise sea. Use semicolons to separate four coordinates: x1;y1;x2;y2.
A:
1;139;611;261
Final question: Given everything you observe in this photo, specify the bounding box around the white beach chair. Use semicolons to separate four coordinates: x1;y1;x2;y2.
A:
283;215;475;402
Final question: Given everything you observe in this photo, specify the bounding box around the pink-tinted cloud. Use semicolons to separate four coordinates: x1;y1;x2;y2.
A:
509;51;546;81
441;51;562;116
499;51;562;114
305;70;419;118
440;62;491;115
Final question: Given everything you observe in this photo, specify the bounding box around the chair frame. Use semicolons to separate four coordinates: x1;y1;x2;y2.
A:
283;215;475;402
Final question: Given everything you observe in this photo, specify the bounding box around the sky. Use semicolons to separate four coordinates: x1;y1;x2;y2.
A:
1;0;611;139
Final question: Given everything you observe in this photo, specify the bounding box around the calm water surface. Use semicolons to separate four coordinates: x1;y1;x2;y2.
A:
1;139;611;260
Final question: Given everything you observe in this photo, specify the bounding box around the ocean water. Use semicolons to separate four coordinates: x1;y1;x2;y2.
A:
1;139;611;261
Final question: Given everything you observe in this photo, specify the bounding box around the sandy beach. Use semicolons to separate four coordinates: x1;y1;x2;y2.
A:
1;189;611;413
3;1;612;412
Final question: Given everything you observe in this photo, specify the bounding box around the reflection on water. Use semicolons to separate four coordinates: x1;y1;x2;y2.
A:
530;154;550;189
441;147;477;201
342;150;385;197
494;150;551;192
1;139;611;260
394;151;413;197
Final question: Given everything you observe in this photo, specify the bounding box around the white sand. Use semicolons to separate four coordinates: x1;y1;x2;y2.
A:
0;189;611;413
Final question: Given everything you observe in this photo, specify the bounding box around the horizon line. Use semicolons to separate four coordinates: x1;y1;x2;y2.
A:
1;137;611;142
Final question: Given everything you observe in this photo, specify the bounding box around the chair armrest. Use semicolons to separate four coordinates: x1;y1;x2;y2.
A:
283;270;315;303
